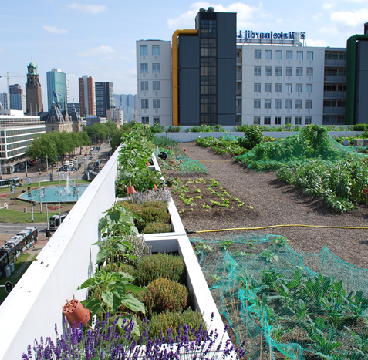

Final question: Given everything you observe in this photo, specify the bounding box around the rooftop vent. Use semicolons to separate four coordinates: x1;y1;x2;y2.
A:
199;8;205;12
364;22;368;35
208;7;214;12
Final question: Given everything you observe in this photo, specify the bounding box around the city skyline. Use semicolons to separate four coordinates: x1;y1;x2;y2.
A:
1;0;366;104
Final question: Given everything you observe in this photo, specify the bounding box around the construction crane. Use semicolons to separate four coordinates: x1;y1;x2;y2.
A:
0;72;26;109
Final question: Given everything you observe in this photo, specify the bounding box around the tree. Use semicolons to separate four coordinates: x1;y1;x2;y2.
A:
26;133;57;168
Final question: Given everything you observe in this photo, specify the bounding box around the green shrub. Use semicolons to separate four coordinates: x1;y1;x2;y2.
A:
150;123;166;133
122;201;170;233
353;123;368;131
237;125;264;150
101;262;137;278
144;278;188;316
167;126;181;133
136;253;186;286
143;222;172;234
147;309;206;339
121;234;152;266
152;136;178;147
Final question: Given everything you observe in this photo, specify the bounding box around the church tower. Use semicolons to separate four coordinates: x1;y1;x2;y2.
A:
26;61;43;115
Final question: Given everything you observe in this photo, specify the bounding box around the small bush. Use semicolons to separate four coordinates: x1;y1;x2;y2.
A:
152;136;178;147
122;234;152;266
143;222;172;234
147;308;206;340
144;278;188;316
136;253;186;286
101;262;137;278
353;123;368;131
237;125;264;150
166;126;182;133
133;188;171;204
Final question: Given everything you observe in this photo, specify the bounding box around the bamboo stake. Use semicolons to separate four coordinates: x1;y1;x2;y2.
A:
295;347;299;360
260;309;264;360
269;341;272;360
246;299;248;342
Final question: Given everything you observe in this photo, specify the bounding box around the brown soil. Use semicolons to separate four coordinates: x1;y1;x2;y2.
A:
167;142;368;269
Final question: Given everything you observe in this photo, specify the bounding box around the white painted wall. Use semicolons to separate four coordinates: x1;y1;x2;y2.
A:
239;44;325;126
0;148;119;360
136;40;172;126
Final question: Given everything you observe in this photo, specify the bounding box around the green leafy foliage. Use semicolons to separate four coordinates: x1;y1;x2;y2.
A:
146;308;206;340
136;253;186;287
143;222;172;234
196;136;247;156
143;278;188;317
237;125;264;150
78;270;145;317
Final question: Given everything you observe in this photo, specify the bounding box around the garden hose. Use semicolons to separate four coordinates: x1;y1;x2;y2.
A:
186;223;368;234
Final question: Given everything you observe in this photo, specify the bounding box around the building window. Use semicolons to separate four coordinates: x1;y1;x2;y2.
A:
254;116;260;125
275;67;282;76
140;81;148;91
254;99;261;109
153;99;160;109
307;51;313;60
140;63;148;73
140;45;148;56
275;83;282;93
296;51;303;60
152;45;160;56
305;100;312;109
285;99;292;109
265;99;272;109
265;83;272;93
296;84;302;93
152;63;160;73
306;84;312;93
275;50;282;59
285;83;292;93
295;116;302;125
275;116;282;125
264;116;271;125
286;51;292;59
154;116;160;124
305;116;312;125
286;67;292;76
265;50;272;59
295;100;302;109
141;116;149;124
141;99;148;109
254;66;261;76
275;99;282;109
265;67;272;76
255;50;261;59
153;81;160;90
296;67;303;76
306;67;313;76
254;83;261;92
285;116;292;124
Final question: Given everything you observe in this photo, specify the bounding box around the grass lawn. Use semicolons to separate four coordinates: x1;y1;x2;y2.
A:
0;253;38;304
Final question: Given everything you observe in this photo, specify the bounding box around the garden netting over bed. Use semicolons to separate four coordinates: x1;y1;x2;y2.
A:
191;233;368;359
235;125;366;172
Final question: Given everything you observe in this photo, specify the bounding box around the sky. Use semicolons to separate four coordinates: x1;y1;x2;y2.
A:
1;0;367;107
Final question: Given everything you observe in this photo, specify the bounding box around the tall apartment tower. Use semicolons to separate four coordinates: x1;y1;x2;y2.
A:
46;68;67;111
136;40;172;126
95;82;113;117
0;93;9;110
79;76;95;117
173;8;236;126
26;61;43;115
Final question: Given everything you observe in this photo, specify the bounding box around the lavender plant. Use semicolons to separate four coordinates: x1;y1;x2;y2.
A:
23;312;247;360
133;188;171;204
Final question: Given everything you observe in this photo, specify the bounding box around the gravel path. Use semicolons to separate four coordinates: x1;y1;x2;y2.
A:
175;142;368;269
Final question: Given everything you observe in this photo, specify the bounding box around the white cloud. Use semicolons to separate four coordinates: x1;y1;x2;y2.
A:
322;2;334;10
167;2;267;30
330;8;368;27
77;45;115;57
0;46;3;51
42;25;68;34
67;3;107;15
306;38;329;47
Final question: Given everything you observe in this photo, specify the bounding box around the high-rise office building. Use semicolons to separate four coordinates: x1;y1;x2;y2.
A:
79;75;95;117
26;61;43;115
46;68;67;111
0;93;9;110
9;84;26;112
95;82;113;117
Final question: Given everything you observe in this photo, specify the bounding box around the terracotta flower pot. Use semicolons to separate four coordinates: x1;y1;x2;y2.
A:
127;186;136;194
153;184;157;190
63;299;91;327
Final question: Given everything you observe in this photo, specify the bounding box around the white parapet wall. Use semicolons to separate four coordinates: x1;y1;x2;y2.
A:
0;148;119;360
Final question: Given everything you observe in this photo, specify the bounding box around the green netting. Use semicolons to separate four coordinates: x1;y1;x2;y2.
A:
191;233;368;359
235;125;366;171
222;134;237;142
177;155;208;175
